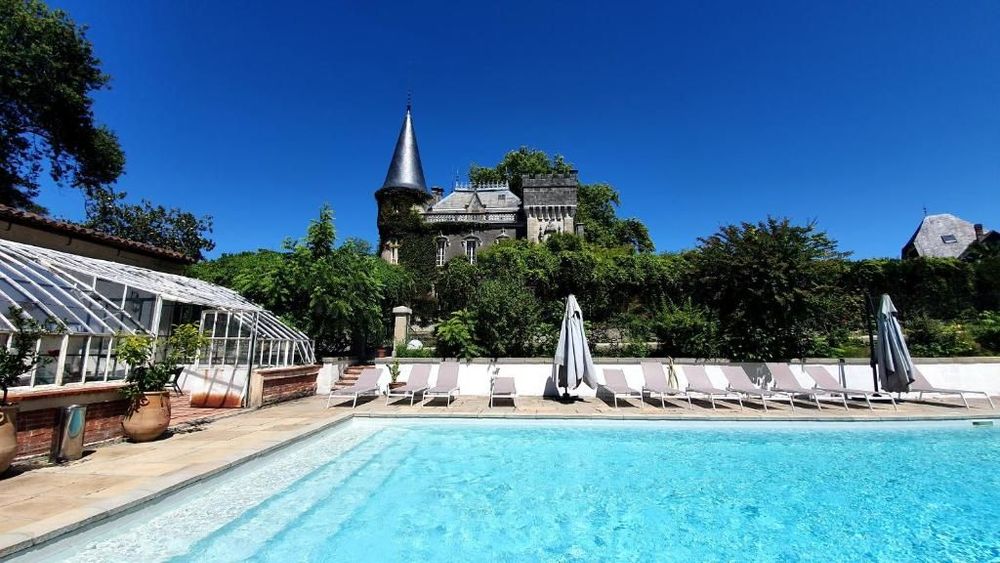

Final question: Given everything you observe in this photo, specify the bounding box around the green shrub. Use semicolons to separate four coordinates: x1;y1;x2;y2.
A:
652;302;720;359
469;280;544;357
434;310;481;360
905;316;981;357
394;344;435;358
970;312;1000;354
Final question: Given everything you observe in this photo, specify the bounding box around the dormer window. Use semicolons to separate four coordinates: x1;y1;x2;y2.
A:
498;194;506;203
941;234;958;244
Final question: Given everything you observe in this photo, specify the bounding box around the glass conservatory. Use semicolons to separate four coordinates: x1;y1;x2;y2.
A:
0;239;314;389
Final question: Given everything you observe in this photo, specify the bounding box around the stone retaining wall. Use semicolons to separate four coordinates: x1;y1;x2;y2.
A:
368;357;1000;397
8;384;130;458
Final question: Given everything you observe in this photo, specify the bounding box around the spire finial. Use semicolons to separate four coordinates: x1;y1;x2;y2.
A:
406;90;412;111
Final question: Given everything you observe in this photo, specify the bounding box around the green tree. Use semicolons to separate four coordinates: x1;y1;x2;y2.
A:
191;205;413;356
577;183;654;252
0;0;125;212
83;188;215;260
691;217;855;361
187;249;287;307
469;146;573;196
469;279;551;357
434;258;481;316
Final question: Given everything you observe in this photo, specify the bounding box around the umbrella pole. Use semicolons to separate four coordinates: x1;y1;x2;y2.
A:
864;294;880;394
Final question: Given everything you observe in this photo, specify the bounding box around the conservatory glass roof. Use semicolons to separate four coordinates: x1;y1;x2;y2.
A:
0;238;308;344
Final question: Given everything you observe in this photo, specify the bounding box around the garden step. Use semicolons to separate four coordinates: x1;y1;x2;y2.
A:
335;364;377;386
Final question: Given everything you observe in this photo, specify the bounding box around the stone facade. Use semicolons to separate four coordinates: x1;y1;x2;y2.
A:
522;173;578;244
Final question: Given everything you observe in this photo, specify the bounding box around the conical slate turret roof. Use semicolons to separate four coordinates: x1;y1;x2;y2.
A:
381;104;427;191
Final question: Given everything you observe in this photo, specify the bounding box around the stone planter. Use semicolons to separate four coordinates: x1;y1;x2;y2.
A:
0;406;17;475
121;391;171;443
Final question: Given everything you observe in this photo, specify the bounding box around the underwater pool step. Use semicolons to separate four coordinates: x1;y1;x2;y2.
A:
181;427;412;562
53;422;391;563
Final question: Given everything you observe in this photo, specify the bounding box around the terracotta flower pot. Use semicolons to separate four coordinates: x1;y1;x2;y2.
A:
0;406;17;475
122;391;171;443
388;381;405;391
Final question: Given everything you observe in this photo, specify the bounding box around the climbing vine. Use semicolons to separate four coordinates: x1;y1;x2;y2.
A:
375;187;499;320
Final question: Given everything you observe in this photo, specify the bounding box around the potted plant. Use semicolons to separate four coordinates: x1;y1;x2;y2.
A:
116;323;208;443
0;307;56;474
387;358;404;391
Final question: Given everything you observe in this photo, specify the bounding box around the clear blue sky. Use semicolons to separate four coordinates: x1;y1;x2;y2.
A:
39;0;1000;259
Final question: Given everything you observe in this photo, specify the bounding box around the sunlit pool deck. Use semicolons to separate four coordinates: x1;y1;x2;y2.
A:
1;393;997;557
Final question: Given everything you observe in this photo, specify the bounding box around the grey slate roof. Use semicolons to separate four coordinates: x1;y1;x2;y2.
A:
428;185;521;212
901;214;980;258
381;105;427;191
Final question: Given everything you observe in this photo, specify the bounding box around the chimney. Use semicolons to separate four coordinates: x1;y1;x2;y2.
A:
975;223;985;242
430;186;444;203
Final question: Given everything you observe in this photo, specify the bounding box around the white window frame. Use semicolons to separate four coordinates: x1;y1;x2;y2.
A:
435;238;447;267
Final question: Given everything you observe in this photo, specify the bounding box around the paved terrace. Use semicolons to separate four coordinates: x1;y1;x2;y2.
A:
1;393;997;557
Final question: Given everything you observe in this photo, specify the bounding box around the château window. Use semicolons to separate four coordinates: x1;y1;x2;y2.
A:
941;234;958;244
436;238;447;267
386;241;399;265
464;239;478;264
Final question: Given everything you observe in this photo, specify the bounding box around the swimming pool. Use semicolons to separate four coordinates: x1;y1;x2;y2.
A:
17;418;1000;562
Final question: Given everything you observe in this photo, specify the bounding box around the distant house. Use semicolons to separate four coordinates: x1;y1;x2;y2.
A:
901;213;997;259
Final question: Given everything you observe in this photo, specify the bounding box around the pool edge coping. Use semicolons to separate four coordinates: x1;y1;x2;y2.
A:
2;408;998;557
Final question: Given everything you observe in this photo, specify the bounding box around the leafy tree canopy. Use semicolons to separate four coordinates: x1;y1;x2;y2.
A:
191;205;412;356
0;0;125;212
690;217;855;361
83;188;215;260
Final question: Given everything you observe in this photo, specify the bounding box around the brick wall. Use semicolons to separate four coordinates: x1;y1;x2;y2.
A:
14;398;129;457
249;365;319;408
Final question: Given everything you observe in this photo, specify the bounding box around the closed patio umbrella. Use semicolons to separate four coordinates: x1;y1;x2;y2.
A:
553;295;598;396
875;294;915;393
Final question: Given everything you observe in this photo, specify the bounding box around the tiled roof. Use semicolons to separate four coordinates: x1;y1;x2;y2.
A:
0;204;194;263
427;186;521;212
902;213;980;259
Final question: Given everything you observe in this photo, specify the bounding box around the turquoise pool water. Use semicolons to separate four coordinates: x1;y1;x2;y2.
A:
23;419;1000;562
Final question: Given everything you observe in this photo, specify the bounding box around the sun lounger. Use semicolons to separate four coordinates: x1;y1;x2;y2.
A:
600;369;643;408
766;363;827;410
424;361;461;407
385;364;431;406
489;376;517;408
910;368;995;410
720;365;795;411
327;367;381;408
680;365;736;410
804;365;894;411
640;361;686;408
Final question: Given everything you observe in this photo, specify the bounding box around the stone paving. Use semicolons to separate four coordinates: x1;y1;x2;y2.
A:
0;392;996;557
168;391;239;426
